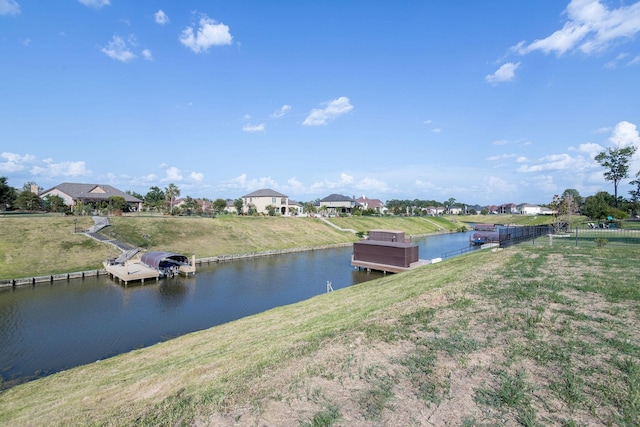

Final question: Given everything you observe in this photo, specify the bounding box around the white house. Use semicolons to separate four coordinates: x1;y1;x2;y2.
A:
519;203;542;215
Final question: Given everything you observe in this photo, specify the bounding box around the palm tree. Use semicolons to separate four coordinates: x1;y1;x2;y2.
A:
164;183;180;214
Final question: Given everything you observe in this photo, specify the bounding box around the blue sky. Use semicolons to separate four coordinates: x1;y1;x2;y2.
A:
1;0;640;205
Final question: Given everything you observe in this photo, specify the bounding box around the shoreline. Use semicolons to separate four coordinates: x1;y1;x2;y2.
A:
0;243;355;288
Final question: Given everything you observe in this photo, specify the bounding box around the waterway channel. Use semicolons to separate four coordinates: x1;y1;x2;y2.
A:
0;231;477;389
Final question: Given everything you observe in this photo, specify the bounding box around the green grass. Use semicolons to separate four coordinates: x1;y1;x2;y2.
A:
454;214;559;226
0;233;638;425
328;215;461;235
0;215;461;280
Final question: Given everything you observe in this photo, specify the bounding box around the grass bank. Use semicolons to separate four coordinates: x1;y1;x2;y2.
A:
1;244;638;426
453;214;559;226
0;215;456;280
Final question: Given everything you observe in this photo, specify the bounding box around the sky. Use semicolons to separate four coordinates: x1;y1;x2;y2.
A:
1;0;640;206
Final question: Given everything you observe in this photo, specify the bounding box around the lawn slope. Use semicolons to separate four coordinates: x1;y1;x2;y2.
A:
1;244;638;426
0;215;459;280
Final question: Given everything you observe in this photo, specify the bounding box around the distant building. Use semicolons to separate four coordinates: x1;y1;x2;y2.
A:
39;182;142;211
288;200;303;215
518;203;542;215
497;203;518;214
426;206;445;216
225;199;238;214
241;188;289;215
355;195;386;214
448;206;463;215
319;193;358;215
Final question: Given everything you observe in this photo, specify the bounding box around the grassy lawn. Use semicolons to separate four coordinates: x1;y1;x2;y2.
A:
0;214;114;279
0;244;638;426
328;215;464;235
0;215;458;280
454;214;561;226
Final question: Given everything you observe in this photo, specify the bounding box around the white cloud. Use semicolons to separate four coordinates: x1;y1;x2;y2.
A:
515;0;640;56
532;175;558;194
517;153;578;172
101;35;135;62
243;123;265;133
307;173;355;194
356;177;389;193
218;174;279;193
415;179;441;191
31;159;91;178
487;153;518;162
630;55;640;64
608;120;640;147
78;0;110;9
180;15;233;53
154;10;169;25
0;0;20;15
483;175;519;195
303;97;354;126
164;166;183;182
190;172;204;182
576;142;604;158
485;62;520;84
270;105;291;118
492;139;511;146
285;177;305;194
0;152;34;173
142;49;153;61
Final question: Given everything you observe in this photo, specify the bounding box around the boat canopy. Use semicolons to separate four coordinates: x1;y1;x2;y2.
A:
140;251;190;269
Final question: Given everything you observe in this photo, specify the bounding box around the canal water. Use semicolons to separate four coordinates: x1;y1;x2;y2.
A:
0;231;476;389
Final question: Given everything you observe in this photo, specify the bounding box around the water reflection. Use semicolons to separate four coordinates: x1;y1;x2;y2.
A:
0;232;474;389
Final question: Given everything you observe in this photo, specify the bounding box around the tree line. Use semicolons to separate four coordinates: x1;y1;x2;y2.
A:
1;140;639;219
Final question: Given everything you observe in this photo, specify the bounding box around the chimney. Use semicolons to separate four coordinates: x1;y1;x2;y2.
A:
30;184;39;194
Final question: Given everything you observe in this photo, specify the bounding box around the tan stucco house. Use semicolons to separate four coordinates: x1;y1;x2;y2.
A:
39;182;142;211
241;188;290;215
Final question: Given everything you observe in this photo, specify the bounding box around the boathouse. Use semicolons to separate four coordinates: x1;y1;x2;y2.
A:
352;230;427;273
140;252;196;278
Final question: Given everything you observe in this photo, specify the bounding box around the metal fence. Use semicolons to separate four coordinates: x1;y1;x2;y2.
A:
528;225;640;249
499;225;554;248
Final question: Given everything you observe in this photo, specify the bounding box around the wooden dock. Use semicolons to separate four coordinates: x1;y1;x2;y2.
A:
103;260;160;285
351;256;432;274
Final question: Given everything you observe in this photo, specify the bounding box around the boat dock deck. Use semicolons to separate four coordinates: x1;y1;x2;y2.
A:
103;260;160;285
351;257;432;274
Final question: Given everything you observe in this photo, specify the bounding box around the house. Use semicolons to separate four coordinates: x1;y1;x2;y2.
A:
497;203;518;214
448;206;463;215
426;206;445;216
540;206;555;215
288;200;303;215
225;199;238;214
39;182;142;211
518;203;542;215
241;188;289;215
318;194;358;215
355;195;386;214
